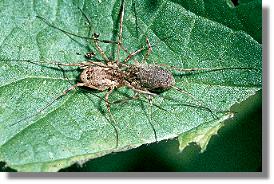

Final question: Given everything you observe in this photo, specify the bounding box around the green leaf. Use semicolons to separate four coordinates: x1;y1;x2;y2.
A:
0;0;261;172
178;113;233;153
170;0;262;43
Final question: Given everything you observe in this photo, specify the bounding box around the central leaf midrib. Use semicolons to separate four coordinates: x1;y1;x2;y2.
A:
0;76;75;89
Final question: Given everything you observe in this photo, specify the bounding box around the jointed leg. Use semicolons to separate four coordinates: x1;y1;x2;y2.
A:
103;87;119;148
77;6;93;38
122;37;152;63
158;63;257;73
36;16;127;51
112;92;139;104
37;4;132;64
105;87;114;113
93;33;110;62
9;82;86;127
16;59;110;69
77;6;127;51
122;47;144;63
142;37;152;63
172;86;203;106
116;0;125;63
146;95;157;141
125;82;157;96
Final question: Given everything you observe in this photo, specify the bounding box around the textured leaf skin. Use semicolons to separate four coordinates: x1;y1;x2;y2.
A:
0;0;261;171
170;0;262;43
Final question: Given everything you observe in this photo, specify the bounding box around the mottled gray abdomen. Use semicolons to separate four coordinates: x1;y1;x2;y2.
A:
137;64;175;92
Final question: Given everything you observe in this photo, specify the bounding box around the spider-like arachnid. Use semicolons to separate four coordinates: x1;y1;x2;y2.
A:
7;0;256;148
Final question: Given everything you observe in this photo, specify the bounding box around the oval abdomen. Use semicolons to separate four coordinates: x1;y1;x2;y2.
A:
137;64;175;92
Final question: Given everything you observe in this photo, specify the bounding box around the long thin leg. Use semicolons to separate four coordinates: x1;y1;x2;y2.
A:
104;87;119;148
37;10;130;59
122;47;144;63
159;94;218;120
147;95;157;141
122;37;152;63
112;92;168;114
125;82;157;96
57;64;76;86
112;90;158;142
9;82;85;127
172;86;203;106
36;16;121;46
171;86;216;117
116;0;125;63
158;63;258;73
11;59;111;69
77;6;116;63
112;92;139;104
77;6;92;38
142;37;152;63
37;16;91;40
93;34;110;62
105;87;114;112
76;5;129;53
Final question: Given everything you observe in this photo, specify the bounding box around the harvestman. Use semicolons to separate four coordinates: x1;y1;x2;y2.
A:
7;0;256;148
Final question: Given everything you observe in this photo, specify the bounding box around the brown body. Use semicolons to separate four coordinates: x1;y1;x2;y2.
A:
80;63;124;91
130;64;175;93
79;62;175;94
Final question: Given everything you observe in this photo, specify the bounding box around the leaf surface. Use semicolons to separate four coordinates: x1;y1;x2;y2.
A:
0;0;261;171
170;0;262;43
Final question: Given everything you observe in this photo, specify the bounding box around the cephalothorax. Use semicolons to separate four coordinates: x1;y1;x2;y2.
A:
79;62;123;92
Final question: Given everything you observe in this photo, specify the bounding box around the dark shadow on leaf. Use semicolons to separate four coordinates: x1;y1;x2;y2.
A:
143;0;162;12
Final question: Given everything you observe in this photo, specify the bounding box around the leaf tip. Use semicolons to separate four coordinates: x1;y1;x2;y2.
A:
178;112;234;153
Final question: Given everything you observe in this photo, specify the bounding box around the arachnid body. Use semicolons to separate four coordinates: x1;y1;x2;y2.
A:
53;53;177;114
79;61;175;96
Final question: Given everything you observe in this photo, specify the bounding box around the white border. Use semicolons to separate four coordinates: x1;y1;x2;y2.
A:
0;0;272;183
